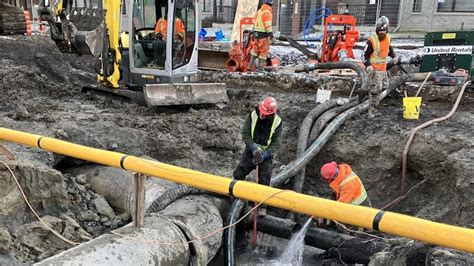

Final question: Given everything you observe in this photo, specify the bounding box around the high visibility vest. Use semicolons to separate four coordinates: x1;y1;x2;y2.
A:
154;18;185;38
339;171;367;205
369;33;391;71
253;4;272;33
154;18;167;34
250;110;281;151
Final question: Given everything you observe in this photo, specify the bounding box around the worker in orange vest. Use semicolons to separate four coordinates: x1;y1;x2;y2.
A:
363;16;398;118
154;16;185;41
320;161;370;206
248;0;274;71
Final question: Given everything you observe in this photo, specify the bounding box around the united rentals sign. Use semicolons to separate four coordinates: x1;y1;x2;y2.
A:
422;45;473;55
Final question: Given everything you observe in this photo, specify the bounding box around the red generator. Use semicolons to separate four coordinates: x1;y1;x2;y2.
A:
320;14;359;63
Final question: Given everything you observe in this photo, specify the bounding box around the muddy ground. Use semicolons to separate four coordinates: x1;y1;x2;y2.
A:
0;35;473;264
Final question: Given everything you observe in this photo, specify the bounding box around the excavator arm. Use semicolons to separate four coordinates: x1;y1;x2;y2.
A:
38;0;120;88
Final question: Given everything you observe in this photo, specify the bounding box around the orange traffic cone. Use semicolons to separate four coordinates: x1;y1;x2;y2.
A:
23;11;32;36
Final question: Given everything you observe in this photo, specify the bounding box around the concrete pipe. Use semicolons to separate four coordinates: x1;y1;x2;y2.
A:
36;195;225;265
36;215;191;265
159;195;223;264
68;165;197;214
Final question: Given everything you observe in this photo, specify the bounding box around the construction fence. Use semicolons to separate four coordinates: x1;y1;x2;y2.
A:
200;0;401;37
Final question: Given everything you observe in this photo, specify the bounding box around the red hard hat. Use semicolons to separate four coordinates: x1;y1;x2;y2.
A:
320;161;338;182
258;97;277;116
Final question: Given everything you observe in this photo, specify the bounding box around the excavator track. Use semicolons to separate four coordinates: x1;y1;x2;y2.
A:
81;85;147;105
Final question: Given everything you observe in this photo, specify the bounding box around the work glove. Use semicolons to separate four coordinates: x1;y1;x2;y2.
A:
366;65;374;73
262;151;270;160
252;148;264;165
250;143;259;152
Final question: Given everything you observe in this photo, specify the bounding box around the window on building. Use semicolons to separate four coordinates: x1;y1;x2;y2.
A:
412;0;422;12
202;0;210;12
437;0;474;12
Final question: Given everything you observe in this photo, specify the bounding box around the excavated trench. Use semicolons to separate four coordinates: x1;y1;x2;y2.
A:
0;35;473;264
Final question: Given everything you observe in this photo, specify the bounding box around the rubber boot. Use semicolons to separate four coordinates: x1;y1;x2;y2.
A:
247;54;257;72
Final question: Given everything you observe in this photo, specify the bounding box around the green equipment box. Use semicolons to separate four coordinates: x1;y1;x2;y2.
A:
421;31;474;82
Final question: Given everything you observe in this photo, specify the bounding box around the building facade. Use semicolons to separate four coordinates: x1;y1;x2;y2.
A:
399;0;474;32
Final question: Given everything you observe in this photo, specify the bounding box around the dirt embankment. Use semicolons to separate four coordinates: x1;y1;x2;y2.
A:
0;35;473;263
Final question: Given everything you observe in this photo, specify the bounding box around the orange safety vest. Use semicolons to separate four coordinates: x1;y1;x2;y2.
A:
253;4;273;33
154;18;185;38
329;164;367;205
369;33;391;71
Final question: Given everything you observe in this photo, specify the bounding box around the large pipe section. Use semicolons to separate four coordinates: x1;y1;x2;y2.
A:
1;127;473;253
69;165;198;214
36;195;224;265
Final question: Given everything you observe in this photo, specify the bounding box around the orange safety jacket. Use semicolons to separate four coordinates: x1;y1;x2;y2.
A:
154;17;185;39
329;164;367;205
369;33;391;71
253;3;273;33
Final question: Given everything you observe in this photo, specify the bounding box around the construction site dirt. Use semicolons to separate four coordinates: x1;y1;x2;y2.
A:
0;35;473;264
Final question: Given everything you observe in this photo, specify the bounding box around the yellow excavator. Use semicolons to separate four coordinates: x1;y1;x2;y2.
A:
38;0;227;106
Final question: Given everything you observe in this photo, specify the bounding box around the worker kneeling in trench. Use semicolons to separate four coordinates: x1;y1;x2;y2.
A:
319;161;371;231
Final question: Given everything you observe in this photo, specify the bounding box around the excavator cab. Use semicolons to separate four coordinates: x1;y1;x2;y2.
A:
39;0;228;106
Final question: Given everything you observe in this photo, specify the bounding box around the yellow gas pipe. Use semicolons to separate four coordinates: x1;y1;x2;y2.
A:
0;127;473;253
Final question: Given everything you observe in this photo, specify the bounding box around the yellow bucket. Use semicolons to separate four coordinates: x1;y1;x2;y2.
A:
403;97;422;120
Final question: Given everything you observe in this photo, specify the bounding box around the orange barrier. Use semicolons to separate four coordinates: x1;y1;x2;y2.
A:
23;10;31;36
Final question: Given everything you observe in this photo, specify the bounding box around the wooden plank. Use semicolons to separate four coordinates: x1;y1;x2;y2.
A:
230;0;259;42
133;173;146;228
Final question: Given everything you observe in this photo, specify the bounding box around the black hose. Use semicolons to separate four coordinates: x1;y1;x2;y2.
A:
308;99;359;144
147;185;201;213
279;34;318;60
291;99;359;198
272;102;363;188
223;199;245;266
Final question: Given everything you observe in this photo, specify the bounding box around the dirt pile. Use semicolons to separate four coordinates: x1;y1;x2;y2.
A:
0;35;472;263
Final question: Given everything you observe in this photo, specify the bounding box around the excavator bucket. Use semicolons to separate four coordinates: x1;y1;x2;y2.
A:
38;1;104;56
66;8;104;56
143;83;228;106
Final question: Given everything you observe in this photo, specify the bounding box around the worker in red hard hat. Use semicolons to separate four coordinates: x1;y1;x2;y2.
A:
320;161;370;206
232;97;283;216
